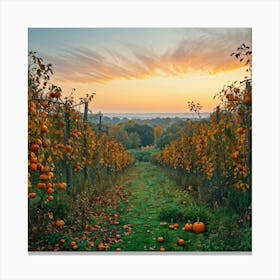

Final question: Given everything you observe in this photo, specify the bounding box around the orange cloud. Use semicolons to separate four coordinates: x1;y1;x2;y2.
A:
43;29;251;84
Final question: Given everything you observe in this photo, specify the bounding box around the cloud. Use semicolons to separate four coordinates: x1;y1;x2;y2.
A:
43;28;251;84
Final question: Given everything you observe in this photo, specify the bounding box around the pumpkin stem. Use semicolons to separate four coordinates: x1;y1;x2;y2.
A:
171;218;174;224
197;216;200;223
187;219;191;224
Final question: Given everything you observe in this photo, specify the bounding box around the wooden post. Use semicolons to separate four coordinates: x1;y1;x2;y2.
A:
98;113;102;131
65;105;73;192
83;101;88;180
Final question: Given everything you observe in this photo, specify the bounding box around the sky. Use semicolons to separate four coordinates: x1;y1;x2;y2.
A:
28;28;251;113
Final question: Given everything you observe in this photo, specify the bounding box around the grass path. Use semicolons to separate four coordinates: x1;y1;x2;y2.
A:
114;162;205;252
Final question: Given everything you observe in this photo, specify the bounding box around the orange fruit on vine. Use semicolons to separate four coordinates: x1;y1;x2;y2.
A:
58;182;67;190
35;138;42;146
70;241;76;247
28;192;36;199
48;195;54;201
116;234;121;239
30;144;40;152
159;246;165;252
41;125;48;133
47;187;54;194
57;143;64;149
40;174;48;181
72;245;78;251
65;145;72;152
30;163;37;171
37;182;46;189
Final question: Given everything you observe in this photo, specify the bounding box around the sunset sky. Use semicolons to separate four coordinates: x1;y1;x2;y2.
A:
28;28;251;113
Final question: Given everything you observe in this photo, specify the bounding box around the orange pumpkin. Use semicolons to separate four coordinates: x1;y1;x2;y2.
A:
184;220;193;231
28;192;36;199
72;245;78;251
37;182;46;189
159;246;165;252
39;174;48;181
30;143;40;152
35;138;42;146
116;234;121;240
192;217;206;234
157;237;164;243
177;239;185;246
40;125;48;133
47;195;54;201
30;163;37;171
65;145;72;152
47;187;54;194
56;220;65;227
97;243;105;251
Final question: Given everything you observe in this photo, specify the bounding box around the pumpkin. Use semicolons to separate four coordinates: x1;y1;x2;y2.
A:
28;192;36;199
30;143;40;152
116;247;121;251
157;237;164;243
37;183;46;189
72;245;78;251
192;217;206;234
30;163;37;171
184;220;193;231
177;239;185;246
57;143;64;149
116;234;121;239
39;174;48;181
159;246;165;252
56;220;65;227
97;243;105;251
40;125;48;133
36;138;42;145
47;187;54;194
65;145;72;152
70;241;76;247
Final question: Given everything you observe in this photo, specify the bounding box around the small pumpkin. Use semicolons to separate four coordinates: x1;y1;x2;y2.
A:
56;220;65;227
184;220;193;231
192;217;206;234
28;192;36;199
157;237;164;243
177;239;185;246
97;243;105;251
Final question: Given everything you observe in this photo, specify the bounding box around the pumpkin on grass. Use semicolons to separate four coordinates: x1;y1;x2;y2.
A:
192;217;206;234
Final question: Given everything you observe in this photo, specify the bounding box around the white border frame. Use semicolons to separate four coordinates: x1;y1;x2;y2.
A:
1;1;279;280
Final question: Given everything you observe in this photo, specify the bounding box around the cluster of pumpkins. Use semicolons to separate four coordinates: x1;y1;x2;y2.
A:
167;218;206;234
183;218;206;234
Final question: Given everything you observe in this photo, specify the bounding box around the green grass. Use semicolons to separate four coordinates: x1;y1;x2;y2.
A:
29;161;251;252
110;162;251;252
